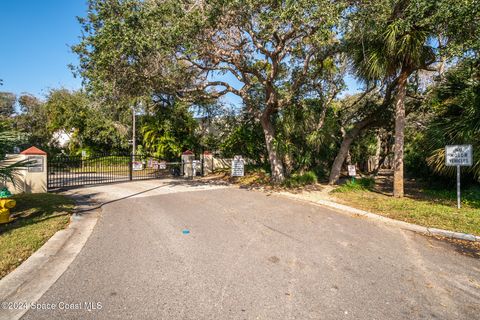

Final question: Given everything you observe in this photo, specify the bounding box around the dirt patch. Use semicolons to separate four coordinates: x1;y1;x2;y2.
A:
268;256;280;263
427;235;480;259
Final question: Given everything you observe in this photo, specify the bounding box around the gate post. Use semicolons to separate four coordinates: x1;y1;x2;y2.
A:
22;147;47;193
202;151;213;175
181;150;194;178
2;146;48;194
129;154;133;181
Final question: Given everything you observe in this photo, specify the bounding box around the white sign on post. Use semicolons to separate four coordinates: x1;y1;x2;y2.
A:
347;165;356;177
192;160;201;176
231;155;245;177
445;145;473;209
445;145;472;166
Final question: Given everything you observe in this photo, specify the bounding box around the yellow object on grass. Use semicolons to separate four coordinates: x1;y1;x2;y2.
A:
0;199;16;224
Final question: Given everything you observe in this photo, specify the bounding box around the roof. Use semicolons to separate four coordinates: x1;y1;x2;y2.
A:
20;146;47;155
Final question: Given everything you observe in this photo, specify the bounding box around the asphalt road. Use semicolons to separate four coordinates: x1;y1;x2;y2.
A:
22;180;480;319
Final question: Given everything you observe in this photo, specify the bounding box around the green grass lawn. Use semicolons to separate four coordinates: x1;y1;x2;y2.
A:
332;180;480;236
0;193;74;279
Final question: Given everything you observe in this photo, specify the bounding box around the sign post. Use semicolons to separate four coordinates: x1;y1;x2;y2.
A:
445;145;473;209
231;155;245;177
457;165;461;209
347;165;356;182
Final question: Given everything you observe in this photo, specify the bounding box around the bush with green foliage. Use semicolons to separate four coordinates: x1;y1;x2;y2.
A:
220;118;268;166
405;59;480;183
332;177;375;193
276;100;342;178
140;102;199;160
282;171;318;188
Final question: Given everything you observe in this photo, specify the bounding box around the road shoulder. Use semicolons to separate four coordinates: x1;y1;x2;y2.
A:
276;190;480;242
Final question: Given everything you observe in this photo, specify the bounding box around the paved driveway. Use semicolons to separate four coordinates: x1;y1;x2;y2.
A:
22;180;480;319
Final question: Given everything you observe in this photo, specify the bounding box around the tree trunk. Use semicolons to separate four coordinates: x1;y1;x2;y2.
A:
328;117;374;184
315;104;329;131
372;129;383;172
328;135;355;185
260;113;285;183
437;34;446;78
393;70;409;198
283;152;294;176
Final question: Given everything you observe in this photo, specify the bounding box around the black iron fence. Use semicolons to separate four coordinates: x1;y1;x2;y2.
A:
47;153;181;189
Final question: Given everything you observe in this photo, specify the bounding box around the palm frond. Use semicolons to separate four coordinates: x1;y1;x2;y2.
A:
0;158;33;187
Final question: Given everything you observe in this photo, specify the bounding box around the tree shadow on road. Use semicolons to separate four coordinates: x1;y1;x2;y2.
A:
70;178;229;215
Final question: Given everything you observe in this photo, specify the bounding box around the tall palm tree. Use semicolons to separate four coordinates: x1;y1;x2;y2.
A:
347;0;436;197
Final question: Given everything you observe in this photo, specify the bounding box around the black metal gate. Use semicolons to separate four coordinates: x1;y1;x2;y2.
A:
47;153;181;189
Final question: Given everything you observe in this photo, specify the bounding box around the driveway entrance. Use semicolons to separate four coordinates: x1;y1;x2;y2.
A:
22;180;480;319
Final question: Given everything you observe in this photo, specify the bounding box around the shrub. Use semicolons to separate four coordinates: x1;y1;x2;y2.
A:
332;177;375;193
283;171;318;188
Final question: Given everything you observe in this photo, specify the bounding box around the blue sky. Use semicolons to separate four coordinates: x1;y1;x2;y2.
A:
0;1;86;98
0;1;361;103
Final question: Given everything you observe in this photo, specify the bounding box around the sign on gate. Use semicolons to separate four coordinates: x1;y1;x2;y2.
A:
231;155;245;177
445;145;473;209
159;161;167;170
132;161;143;171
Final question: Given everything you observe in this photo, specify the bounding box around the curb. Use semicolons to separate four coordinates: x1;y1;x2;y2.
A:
0;193;100;320
278;192;480;242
